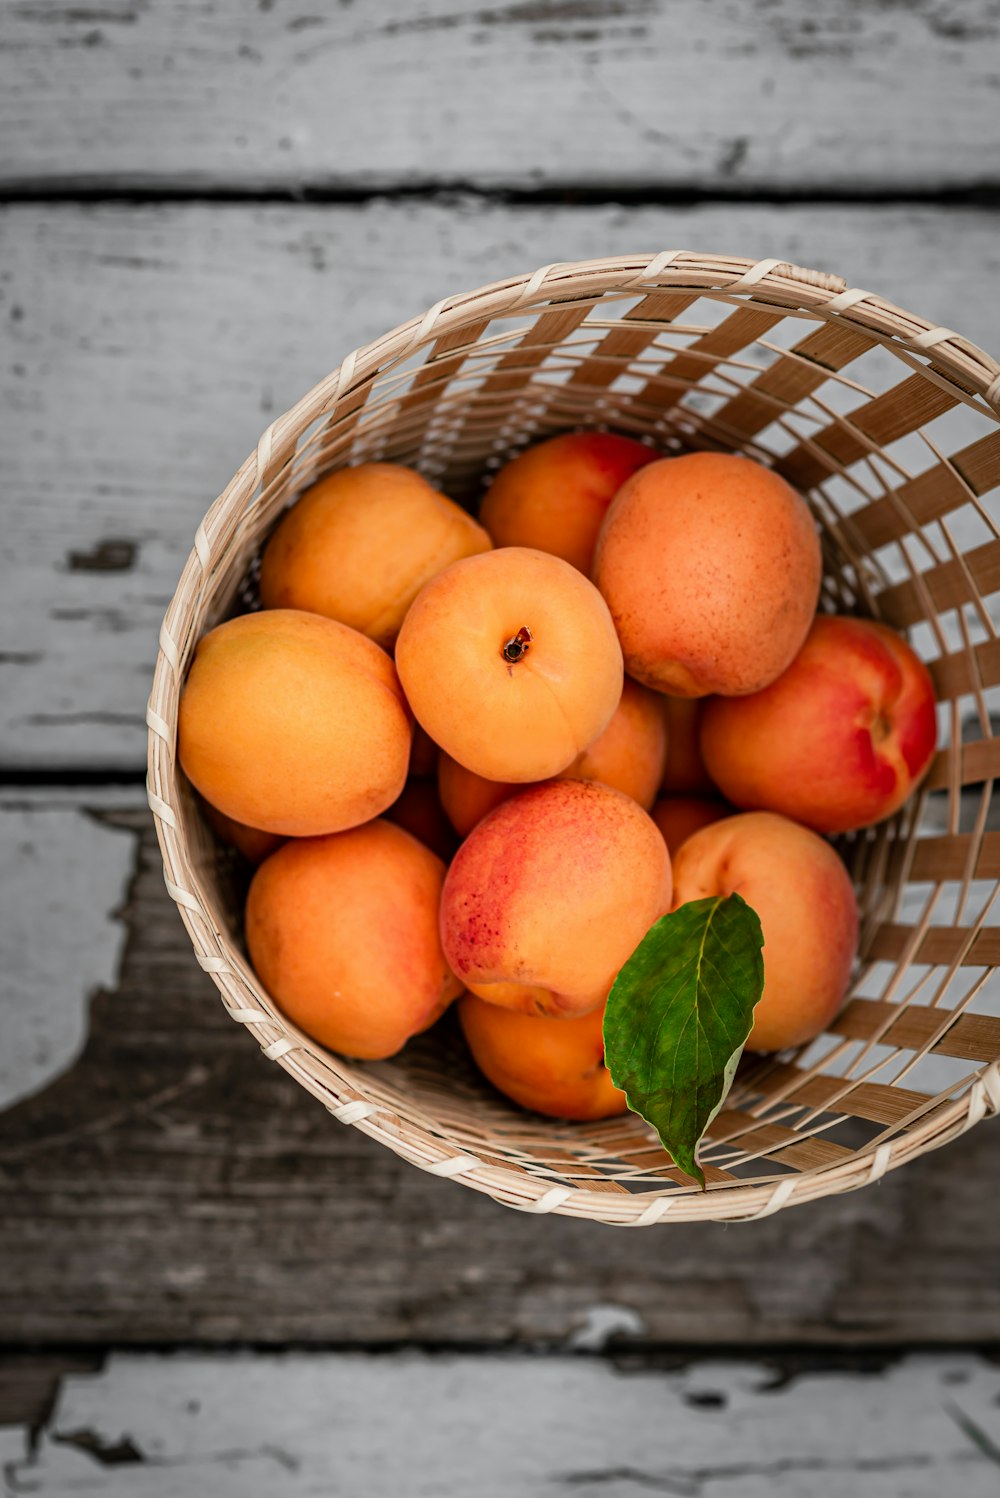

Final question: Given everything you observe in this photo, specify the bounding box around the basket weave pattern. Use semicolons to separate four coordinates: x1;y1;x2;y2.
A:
148;254;1000;1224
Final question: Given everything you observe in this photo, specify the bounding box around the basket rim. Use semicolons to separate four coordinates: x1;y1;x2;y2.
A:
147;251;1000;1226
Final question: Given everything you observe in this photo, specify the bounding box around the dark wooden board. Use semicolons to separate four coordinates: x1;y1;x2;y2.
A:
1;794;999;1349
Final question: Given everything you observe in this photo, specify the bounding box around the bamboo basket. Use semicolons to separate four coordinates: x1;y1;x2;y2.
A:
148;253;1000;1225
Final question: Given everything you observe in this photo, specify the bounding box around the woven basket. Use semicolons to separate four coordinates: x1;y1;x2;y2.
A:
148;253;1000;1225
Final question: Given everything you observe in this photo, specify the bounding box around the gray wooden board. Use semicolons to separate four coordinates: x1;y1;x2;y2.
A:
2;0;1000;191
2;1352;1000;1497
3;199;1000;771
1;788;999;1349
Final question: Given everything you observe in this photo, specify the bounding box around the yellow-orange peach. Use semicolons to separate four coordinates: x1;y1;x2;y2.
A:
661;696;717;794
438;677;669;836
593;452;822;696
201;799;285;865
178;610;411;836
652;796;731;857
396;547;623;782
460;994;627;1120
246;820;461;1060
700;615;939;833
440;779;672;1017
479;432;657;574
259;463;491;649
384;778;458;862
671;812;858;1053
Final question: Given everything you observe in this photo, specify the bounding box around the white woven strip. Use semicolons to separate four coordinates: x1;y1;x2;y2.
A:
262;1036;297;1061
515;263;562;305
744;1177;797;1220
225;1006;268;1022
985;371;1000;408
516;1186;574;1215
164;874;203;915
729;257;782;290
425;1153;480;1179
332;1100;377;1126
194;522;211;569
827;287;871;313
335;348;358;398
633;1196;674;1227
414;298;450;347
967;1064;1000;1125
158;623;180;673
145;704;171;741
256;421;275;479
146;787;176;830
196;953;231;974
912;326;958;351
866;1142;893;1184
641;250;682;282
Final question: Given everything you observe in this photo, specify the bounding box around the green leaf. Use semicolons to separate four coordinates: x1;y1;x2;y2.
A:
603;894;764;1188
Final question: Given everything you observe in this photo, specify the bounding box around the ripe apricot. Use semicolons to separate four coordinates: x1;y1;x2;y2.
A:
384;778;458;862
671;812;858;1053
437;677;669;836
479;432;657;573
396;547;623;782
652;796;730;857
178;610;411;837
259;463;491;649
700;615;939;833
440;779;672;1017
593;452;822;696
246;821;461;1060
459;994;627;1121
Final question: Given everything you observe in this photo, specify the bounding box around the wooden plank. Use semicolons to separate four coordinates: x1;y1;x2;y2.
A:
2;790;1000;1348
3;1352;1000;1496
3;2;1000;192
3;200;1000;771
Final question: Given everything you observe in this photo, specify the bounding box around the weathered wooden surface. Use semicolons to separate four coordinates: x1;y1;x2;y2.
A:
3;1352;1000;1497
3;200;1000;770
1;789;999;1348
3;0;1000;192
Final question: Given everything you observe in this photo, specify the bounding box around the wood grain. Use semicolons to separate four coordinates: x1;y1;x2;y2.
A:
1;790;999;1349
3;0;1000;191
3;200;1000;770
4;1352;1000;1496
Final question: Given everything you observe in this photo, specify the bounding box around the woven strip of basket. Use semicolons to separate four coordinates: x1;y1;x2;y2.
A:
148;254;1000;1224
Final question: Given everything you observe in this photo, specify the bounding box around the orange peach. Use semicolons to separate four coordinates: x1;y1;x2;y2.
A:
652;796;731;857
396;547;623;782
259;463;491;649
201;800;285;865
661;696;717;795
459;994;627;1121
440;778;672;1017
479;432;657;573
437;677;669;836
246;820;461;1060
593;452;822;696
672;812;858;1053
438;754;517;839
700;616;938;833
384;779;458;862
178;610;411;837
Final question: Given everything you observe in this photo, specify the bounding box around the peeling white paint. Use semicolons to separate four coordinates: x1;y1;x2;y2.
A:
0;793;139;1113
567;1302;647;1351
4;1353;999;1498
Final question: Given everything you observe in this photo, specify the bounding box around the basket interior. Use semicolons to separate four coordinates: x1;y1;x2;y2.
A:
156;260;1000;1220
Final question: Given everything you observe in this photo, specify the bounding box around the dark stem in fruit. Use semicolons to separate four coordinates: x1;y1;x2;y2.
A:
502;626;533;664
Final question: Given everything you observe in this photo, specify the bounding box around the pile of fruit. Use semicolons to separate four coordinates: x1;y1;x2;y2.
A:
178;434;938;1168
